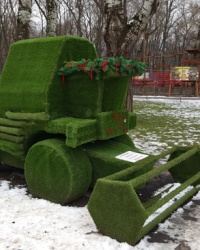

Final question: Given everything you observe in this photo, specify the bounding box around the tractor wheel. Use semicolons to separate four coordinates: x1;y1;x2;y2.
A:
24;138;92;204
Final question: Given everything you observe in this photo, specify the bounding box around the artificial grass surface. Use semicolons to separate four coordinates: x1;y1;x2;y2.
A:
111;134;138;150
0;35;155;222
88;179;148;244
65;119;97;147
0;34;136;158
0;150;24;168
0;34;138;122
0;35;134;120
25;138;92;204
88;146;200;245
1;36;199;246
96;110;129;139
168;147;200;185
102;75;130;111
0;36;98;119
84;140;137;185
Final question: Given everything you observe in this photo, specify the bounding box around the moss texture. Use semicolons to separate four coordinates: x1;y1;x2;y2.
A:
25;138;92;204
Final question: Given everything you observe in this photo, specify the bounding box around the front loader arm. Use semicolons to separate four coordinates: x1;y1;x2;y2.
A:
88;146;200;245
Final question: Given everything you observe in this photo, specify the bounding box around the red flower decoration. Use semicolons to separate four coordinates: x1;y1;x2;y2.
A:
115;62;120;75
102;61;108;70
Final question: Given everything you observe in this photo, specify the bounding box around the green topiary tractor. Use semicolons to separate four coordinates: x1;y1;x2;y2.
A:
0;36;200;245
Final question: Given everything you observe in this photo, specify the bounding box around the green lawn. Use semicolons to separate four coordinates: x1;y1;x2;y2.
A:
128;99;200;155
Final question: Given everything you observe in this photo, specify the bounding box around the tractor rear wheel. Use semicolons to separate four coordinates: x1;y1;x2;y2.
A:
24;138;92;204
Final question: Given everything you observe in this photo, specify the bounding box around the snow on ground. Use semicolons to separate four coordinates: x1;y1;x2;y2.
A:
131;97;200;155
1;180;200;250
0;97;200;250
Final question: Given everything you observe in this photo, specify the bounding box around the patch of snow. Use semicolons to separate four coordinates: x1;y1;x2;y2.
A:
143;184;193;227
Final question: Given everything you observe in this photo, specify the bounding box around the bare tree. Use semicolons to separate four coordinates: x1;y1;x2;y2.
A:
195;28;200;51
62;0;85;37
34;0;58;36
0;0;18;72
192;3;200;51
16;0;32;40
33;0;46;36
104;0;160;58
103;0;160;111
46;0;58;36
1;0;200;75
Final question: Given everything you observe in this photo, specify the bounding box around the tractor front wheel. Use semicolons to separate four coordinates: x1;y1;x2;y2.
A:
24;138;92;204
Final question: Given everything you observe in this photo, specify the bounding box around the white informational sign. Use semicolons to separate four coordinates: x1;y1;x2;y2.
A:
116;151;148;163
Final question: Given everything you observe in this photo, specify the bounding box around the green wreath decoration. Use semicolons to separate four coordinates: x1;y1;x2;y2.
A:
58;56;145;82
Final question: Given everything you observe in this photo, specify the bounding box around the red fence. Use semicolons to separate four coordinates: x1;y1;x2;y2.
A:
132;71;199;96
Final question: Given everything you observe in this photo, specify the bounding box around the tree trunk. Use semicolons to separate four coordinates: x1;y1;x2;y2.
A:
104;0;127;57
104;0;160;111
195;28;200;51
104;0;160;58
16;0;32;41
46;0;58;37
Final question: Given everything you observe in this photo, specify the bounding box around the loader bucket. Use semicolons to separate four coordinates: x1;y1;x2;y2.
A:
88;146;200;246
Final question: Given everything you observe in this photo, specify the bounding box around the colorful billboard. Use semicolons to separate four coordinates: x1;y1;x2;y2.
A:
171;67;199;81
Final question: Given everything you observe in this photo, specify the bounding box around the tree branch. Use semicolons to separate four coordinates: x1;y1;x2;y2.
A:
118;0;160;57
34;0;47;19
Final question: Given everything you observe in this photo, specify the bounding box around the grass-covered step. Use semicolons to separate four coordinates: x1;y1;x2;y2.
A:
0;150;25;169
0;133;24;143
0;139;25;168
0;139;24;154
6;111;50;121
65;119;97;148
24;138;92;204
0;125;25;136
44;117;98;147
0;118;28;127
